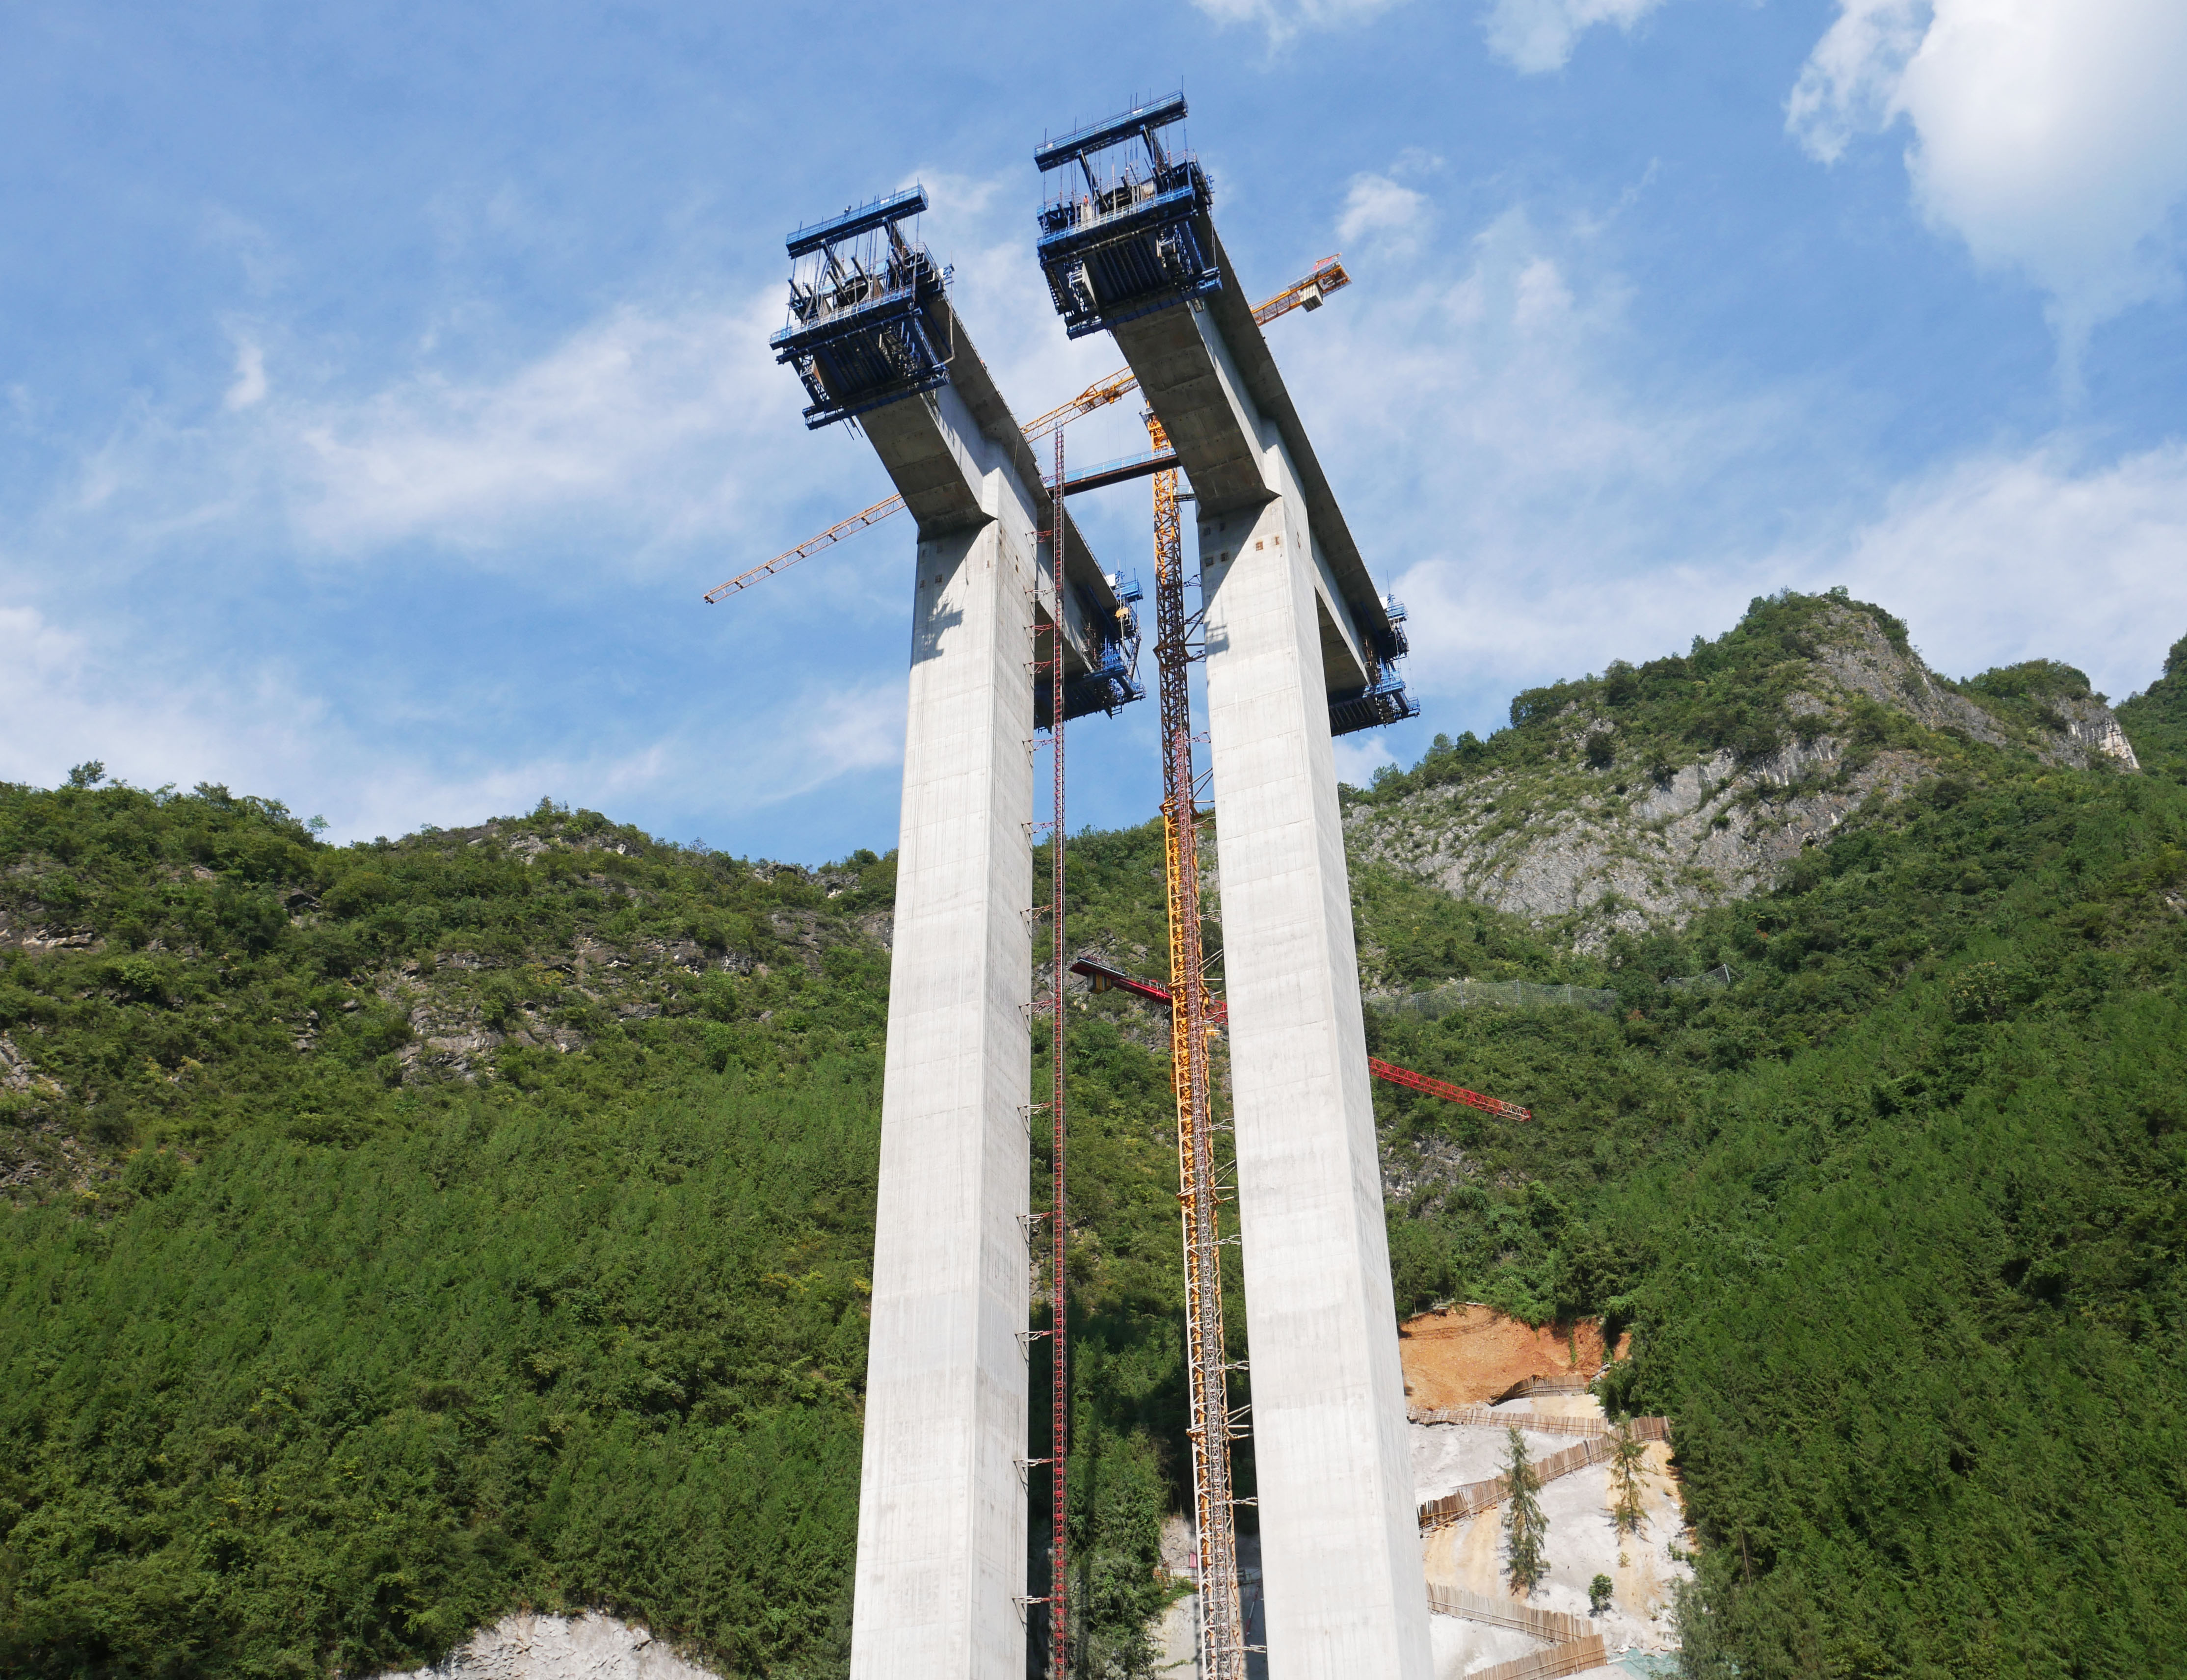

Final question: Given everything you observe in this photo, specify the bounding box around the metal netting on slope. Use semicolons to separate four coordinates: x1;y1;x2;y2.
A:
1369;977;1620;1019
1660;963;1735;992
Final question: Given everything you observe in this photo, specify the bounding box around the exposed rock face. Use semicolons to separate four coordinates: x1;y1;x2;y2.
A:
1347;604;2139;949
0;1032;38;1093
370;1614;720;1680
2057;701;2140;771
1350;742;1929;950
1803;613;2136;772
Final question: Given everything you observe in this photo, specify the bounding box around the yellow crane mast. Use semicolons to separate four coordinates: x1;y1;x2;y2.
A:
1148;411;1250;1680
1147;253;1354;1680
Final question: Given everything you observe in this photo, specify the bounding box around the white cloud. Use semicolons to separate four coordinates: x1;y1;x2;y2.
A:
39;168;1137;595
288;293;803;556
1789;0;2187;362
1481;0;1666;74
224;338;267;411
1190;0;1408;45
1801;441;2187;697
1273;169;2187;756
1338;174;1432;252
0;176;1084;849
1280;199;1804;713
0;599;330;803
1382;438;2187;739
1786;0;1927;160
0;587;915;843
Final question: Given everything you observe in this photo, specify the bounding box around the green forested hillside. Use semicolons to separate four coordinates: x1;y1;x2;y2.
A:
0;794;894;1677
4;607;2186;1680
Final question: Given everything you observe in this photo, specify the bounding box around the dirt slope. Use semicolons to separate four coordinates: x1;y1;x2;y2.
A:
1399;1304;1629;1409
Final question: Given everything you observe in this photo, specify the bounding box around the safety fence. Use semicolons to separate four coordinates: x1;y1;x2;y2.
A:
1661;962;1735;992
1411;1404;1671;1445
1494;1375;1595;1403
1418;1434;1613;1531
1425;1584;1596;1644
1470;1634;1609;1680
1369;977;1620;1019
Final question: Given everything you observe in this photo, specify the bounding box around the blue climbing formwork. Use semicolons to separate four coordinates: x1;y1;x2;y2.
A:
1328;673;1421;737
1373;594;1412;666
1040;570;1146;726
1033;94;1220;340
772;187;950;429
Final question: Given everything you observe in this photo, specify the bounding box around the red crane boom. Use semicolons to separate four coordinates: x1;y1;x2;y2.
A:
1067;960;1532;1122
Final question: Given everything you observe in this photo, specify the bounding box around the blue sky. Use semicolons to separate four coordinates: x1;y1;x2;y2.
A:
4;0;2185;861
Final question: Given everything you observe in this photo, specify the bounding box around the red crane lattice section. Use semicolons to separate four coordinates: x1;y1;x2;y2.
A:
1066;960;1531;1122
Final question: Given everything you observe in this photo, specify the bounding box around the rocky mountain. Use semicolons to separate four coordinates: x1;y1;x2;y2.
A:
1347;591;2140;950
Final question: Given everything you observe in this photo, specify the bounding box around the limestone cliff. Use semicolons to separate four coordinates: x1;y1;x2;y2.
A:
1345;594;2138;951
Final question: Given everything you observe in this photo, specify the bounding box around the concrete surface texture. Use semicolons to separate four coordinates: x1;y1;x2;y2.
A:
1417;1399;1691;1677
849;376;1045;1676
1193;478;1432;1680
367;1613;718;1680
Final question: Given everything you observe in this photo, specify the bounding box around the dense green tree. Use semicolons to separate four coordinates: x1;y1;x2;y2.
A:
1502;1427;1548;1596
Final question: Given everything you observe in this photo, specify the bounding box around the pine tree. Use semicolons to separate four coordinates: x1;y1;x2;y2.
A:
1503;1425;1548;1595
1610;1422;1653;1537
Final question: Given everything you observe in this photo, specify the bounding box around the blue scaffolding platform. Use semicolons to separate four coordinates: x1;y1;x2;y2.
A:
1373;594;1411;666
772;187;950;429
1033;94;1220;340
1329;597;1418;736
1329;672;1420;737
1041;570;1145;726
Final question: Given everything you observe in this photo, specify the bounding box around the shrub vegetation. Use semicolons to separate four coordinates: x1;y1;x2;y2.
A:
1;610;2183;1679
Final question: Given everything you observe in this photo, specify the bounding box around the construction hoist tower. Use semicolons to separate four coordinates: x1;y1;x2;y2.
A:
1035;100;1431;1680
769;187;1141;1680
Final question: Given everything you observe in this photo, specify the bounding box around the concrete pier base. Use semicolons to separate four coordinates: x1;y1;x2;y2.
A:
1198;499;1435;1680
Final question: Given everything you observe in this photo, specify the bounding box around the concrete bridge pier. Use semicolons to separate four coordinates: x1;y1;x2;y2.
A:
844;353;1134;1680
771;191;1142;1679
851;480;1038;1680
1195;493;1432;1680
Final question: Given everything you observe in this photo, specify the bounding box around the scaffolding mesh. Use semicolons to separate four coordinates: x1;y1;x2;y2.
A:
1370;977;1619;1018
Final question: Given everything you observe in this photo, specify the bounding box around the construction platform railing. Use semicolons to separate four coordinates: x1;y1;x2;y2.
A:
1034;93;1219;340
770;186;950;430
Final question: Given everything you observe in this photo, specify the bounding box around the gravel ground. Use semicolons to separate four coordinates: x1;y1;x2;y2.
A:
1418;1399;1692;1676
368;1614;716;1680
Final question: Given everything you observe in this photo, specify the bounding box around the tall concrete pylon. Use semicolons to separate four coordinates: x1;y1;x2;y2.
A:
769;189;1141;1679
1033;102;1430;1680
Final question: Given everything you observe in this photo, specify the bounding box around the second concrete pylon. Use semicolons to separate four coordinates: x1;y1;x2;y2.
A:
1196;494;1430;1680
1029;96;1433;1677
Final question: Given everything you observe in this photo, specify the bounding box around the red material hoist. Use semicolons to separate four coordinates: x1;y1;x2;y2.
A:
1067;960;1533;1122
